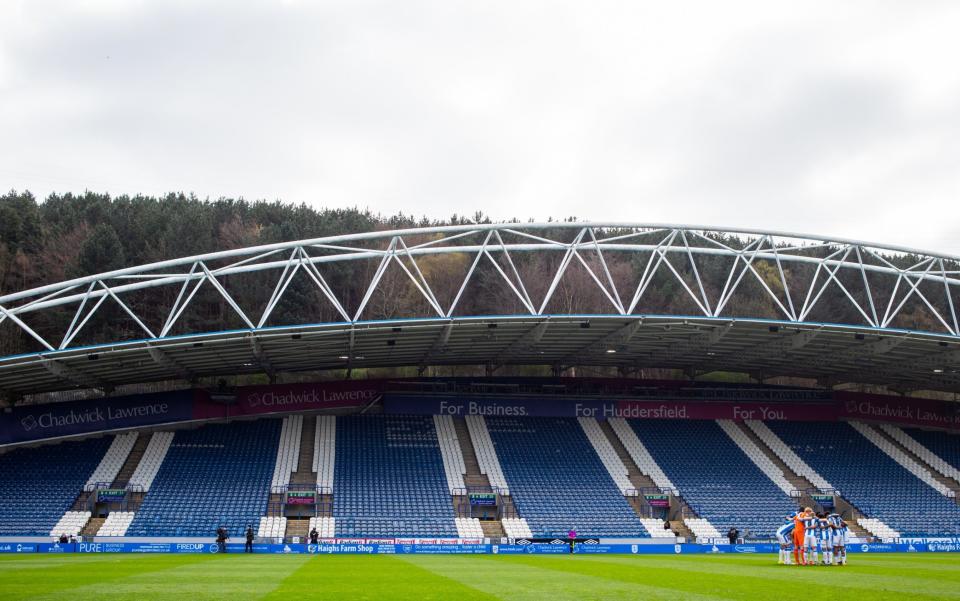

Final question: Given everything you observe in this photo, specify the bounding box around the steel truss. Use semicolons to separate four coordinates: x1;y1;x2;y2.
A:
1;223;959;394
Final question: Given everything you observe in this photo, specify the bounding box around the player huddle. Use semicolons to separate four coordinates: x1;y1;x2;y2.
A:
775;507;848;565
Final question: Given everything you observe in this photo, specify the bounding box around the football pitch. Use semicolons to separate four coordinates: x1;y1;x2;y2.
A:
0;553;957;600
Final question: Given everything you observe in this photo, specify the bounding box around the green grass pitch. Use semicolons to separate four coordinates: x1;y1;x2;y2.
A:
0;553;957;600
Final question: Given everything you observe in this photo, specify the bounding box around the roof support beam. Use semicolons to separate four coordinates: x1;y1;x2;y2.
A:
40;358;110;392
147;346;194;382
654;322;734;366
824;343;958;386
492;320;551;367
250;336;277;381
559;319;643;367
419;321;454;368
700;327;819;374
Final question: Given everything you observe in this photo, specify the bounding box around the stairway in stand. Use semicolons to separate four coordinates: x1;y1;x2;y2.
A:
733;422;866;517
869;424;960;496
281;416;324;533
290;416;318;486
285;518;310;542
597;420;703;537
669;519;695;540
70;491;94;512
81;517;105;538
453;418;491;490
597;420;660;517
732;422;818;506
480;520;505;538
452;417;506;536
112;433;153;488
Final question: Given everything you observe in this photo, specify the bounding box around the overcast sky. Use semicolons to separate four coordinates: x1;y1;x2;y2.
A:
1;1;959;253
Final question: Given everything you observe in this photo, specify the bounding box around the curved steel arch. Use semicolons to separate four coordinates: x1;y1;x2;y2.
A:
2;222;960;356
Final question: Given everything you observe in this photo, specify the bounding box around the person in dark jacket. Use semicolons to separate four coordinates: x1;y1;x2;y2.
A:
245;525;255;553
216;526;228;553
727;527;739;545
310;527;319;545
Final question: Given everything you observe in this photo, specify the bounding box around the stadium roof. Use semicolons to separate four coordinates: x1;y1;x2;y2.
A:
1;223;959;397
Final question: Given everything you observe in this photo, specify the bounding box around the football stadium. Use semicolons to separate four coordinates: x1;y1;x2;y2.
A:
1;222;959;599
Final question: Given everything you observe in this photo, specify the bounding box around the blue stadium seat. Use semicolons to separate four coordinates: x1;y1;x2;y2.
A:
333;415;457;537
486;417;648;538
767;421;960;536
903;428;960;474
126;420;280;538
0;437;111;535
628;419;796;538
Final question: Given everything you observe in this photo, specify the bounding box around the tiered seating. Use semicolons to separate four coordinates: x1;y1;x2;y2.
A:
717;420;794;496
85;433;138;489
0;437;111;535
314;416;335;489
333;415;457;537
434;415;466;493
859;517;900;541
455;517;484;538
898;427;960;482
501;517;533;538
257;516;286;539
128;431;174;491
686;518;722;540
486;417;648;538
271;415;303;493
639;518;676;538
465;415;509;493
50;511;91;538
579;417;634;494
628;420;796;537
767;421;960;536
126;420;281;537
609;418;677;491
852;422;954;497
99;511;135;536
745;420;834;490
309;516;335;538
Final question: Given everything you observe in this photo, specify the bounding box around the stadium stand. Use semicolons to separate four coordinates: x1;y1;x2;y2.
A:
858;517;901;540
332;415;457;537
685;518;722;540
314;415;335;490
464;415;509;493
628;419;796;538
485;416;648;538
851;422;955;498
501;517;533;538
50;511;91;538
455;517;484;538
888;425;960;483
608;418;677;491
744;420;834;490
434;415;467;493
126;420;281;537
258;516;287;540
308;516;335;538
766;421;960;536
271;415;303;493
98;511;135;537
0;437;111;536
639;518;677;538
128;431;174;491
717;420;794;496
84;433;138;490
579;417;635;494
